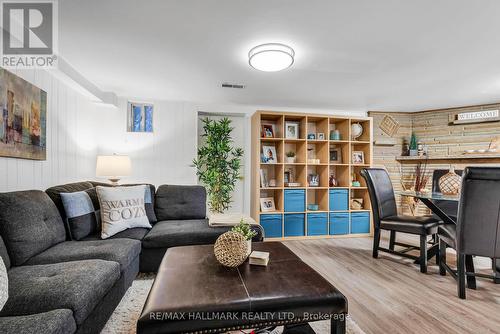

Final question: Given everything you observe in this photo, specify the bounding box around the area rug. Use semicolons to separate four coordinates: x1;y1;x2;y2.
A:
101;274;365;334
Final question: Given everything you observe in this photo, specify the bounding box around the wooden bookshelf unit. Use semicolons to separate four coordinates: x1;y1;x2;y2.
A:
251;111;373;240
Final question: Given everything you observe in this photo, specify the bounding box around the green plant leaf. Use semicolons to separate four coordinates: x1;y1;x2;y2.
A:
195;117;244;213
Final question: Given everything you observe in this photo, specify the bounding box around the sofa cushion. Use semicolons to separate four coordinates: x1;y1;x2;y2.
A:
82;227;149;241
122;184;158;224
1;259;120;325
0;190;66;266
25;239;141;273
96;185;152;239
154;185;206;220
60;191;100;240
0;309;76;334
142;219;228;249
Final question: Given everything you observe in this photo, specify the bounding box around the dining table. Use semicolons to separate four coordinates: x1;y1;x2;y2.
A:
396;191;460;265
399;190;460;225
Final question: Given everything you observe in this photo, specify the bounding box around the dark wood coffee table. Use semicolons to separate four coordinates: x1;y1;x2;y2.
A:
137;242;347;334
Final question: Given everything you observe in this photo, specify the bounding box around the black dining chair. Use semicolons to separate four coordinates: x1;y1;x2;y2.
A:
431;169;463;222
438;167;500;299
361;168;441;273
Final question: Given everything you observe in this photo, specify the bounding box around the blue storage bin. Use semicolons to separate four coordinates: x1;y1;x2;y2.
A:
329;212;350;235
351;212;370;234
284;214;305;237
329;189;349;211
260;214;282;238
307;213;328;236
284;189;306;212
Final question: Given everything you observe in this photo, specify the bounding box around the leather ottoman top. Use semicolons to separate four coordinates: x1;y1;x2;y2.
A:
137;242;347;334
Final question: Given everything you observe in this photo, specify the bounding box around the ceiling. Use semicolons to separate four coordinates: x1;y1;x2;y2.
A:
59;0;500;112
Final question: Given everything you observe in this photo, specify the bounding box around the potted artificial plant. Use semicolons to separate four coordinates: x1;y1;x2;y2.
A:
193;117;243;213
232;219;257;256
286;151;296;163
409;132;418;156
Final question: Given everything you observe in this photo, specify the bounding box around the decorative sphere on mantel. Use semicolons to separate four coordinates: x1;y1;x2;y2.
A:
214;231;249;267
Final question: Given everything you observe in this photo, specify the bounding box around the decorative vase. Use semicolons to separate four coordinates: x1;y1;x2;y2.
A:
286;157;296;163
439;166;462;195
246;240;252;257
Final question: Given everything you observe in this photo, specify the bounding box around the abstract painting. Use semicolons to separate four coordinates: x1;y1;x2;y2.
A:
127;101;153;132
0;68;47;160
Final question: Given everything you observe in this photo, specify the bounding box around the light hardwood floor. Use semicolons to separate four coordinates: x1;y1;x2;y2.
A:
284;232;500;334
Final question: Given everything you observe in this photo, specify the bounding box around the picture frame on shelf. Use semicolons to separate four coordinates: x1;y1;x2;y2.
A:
262;145;278;164
261;124;275;138
352;151;365;164
260;197;276;212
330;148;342;163
308;174;319;187
317;133;325;140
307;133;316;140
285;122;299;139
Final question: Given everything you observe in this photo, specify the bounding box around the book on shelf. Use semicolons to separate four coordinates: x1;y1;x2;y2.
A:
249;251;270;266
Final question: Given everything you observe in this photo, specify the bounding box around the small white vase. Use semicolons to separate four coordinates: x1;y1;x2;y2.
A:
246;240;252;257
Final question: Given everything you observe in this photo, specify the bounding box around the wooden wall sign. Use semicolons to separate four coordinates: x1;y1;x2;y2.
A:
449;109;500;125
379;115;400;136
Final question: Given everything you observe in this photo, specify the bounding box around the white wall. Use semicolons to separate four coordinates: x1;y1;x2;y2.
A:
0;74;367;214
94;98;198;186
0;68;104;192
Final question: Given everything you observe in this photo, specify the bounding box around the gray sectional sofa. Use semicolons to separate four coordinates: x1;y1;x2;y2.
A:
0;181;263;334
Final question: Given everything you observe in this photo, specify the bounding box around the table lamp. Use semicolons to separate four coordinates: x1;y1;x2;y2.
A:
96;154;131;185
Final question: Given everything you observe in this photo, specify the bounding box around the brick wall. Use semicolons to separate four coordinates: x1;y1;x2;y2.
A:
369;104;500;214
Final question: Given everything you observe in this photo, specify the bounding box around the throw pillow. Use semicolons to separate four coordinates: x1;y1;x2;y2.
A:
121;184;157;224
60;191;100;240
0;256;7;311
96;185;152;239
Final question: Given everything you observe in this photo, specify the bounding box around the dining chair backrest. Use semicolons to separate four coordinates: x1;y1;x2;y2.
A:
361;168;398;228
456;167;500;257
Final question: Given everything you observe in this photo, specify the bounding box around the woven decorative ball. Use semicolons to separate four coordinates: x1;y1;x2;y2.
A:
214;231;249;267
439;167;462;195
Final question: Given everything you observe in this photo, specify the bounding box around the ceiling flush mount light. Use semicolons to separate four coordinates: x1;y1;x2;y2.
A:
248;43;295;72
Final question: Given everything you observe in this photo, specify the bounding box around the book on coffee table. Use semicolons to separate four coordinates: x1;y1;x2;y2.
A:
249;251;269;266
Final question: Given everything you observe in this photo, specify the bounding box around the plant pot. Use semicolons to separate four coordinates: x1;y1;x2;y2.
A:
246;240;252;257
409;149;418;157
286;157;296;163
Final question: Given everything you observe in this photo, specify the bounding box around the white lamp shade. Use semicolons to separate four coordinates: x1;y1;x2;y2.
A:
96;155;131;178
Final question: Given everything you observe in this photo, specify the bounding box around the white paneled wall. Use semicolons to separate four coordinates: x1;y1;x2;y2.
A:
0;68;103;192
95;98;198;187
0;69;366;212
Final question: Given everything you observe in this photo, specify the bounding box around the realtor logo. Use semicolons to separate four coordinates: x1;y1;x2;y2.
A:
1;0;57;68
